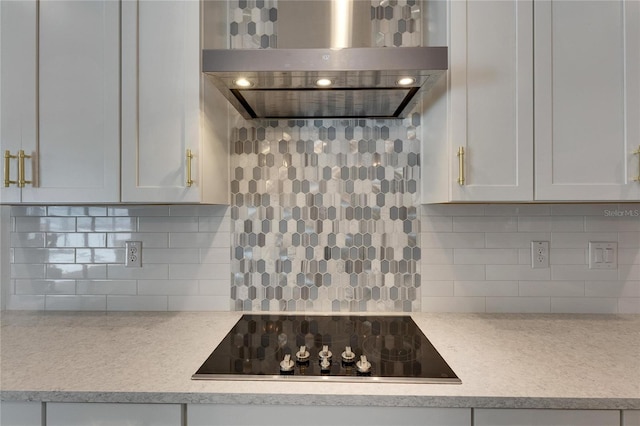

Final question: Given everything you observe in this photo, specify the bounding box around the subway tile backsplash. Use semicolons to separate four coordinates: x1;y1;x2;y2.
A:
4;202;639;313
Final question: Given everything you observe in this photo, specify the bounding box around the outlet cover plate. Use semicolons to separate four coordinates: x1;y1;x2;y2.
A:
125;241;142;268
531;241;549;269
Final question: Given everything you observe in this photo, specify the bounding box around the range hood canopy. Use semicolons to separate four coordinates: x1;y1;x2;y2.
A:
202;46;448;120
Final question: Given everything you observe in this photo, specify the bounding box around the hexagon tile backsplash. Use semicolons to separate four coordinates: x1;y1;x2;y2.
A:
230;117;422;312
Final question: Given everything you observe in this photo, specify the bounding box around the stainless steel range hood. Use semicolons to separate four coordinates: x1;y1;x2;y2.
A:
202;46;448;120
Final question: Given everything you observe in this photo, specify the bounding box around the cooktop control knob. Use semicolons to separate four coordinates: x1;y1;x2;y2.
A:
320;357;331;372
341;346;356;364
280;354;295;374
318;345;332;363
356;355;371;374
296;345;310;363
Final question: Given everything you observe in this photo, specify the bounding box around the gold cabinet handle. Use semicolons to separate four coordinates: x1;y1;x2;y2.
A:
186;149;194;187
457;146;465;185
4;150;17;187
18;150;32;188
634;146;640;182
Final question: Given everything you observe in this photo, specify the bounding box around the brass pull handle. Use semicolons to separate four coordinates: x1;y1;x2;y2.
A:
186;149;193;187
634;146;640;182
18;150;32;188
4;150;17;187
457;146;465;185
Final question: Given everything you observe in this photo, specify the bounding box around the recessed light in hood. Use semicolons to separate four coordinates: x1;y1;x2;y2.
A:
202;46;448;120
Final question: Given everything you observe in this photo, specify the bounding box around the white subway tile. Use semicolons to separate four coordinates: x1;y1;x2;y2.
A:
421;264;485;281
420;249;454;265
420;216;453;232
6;294;45;310
77;280;137;295
455;281;518;297
484;204;550;216
77;217;137;232
199;215;232;232
170;232;231;248
551;265;618;281
107;232;168;248
107;264;169;280
15;279;76;295
200;248;231;264
420;281;454;297
137;279;199;296
46;233;106;248
619;264;640;281
421;232;485;249
11;206;46;216
551;204;618;216
585;281;640;297
13;248;75;264
585;216;640;232
76;248;123;264
11;264;46;279
421;296;485;312
143;248;200;264
486;297;550;313
45;295;106;311
485;232;550;249
551;216;585;232
618;248;640;264
46;264;107;279
453;249;518;265
16;217;75;232
170;205;228;217
47;206;107;216
11;232;45;248
199;280;231;296
107;295;168;311
108;206;169;216
618;232;640;248
168;295;230;311
420;204;485;217
550;297;619;314
169;263;231;280
453;216;517;233
618;298;640;314
549;248;586;265
551;232;618;249
517;217;552;232
138;216;198;233
486;265;550;281
518;281;585;297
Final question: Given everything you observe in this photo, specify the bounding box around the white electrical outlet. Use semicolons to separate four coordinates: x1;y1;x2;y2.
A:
589;241;617;269
125;241;142;268
531;241;549;269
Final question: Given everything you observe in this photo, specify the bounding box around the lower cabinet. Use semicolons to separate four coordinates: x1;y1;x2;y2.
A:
0;401;42;426
624;410;640;426
474;409;620;426
46;403;181;426
187;404;470;426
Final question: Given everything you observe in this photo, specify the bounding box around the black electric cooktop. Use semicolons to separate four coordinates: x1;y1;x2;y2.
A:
192;314;461;384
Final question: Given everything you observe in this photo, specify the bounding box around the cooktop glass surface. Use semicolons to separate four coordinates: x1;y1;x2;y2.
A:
192;314;461;384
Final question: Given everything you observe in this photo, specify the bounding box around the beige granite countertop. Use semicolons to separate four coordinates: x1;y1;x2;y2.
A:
1;311;638;409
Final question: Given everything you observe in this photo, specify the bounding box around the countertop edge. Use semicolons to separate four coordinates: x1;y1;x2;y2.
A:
2;391;639;410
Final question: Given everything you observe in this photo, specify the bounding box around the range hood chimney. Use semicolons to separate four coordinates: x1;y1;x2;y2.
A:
202;0;448;120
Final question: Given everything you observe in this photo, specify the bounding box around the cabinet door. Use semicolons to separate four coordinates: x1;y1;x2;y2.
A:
47;403;181;426
535;0;640;201
0;401;42;426
448;0;533;201
121;0;202;203
475;409;619;426
0;0;36;204
624;410;640;426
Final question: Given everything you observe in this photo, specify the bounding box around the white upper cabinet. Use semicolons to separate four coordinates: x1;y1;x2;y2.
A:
121;0;230;204
534;0;640;201
421;0;534;203
0;0;120;204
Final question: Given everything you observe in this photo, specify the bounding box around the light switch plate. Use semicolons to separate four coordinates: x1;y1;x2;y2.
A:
588;241;617;269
